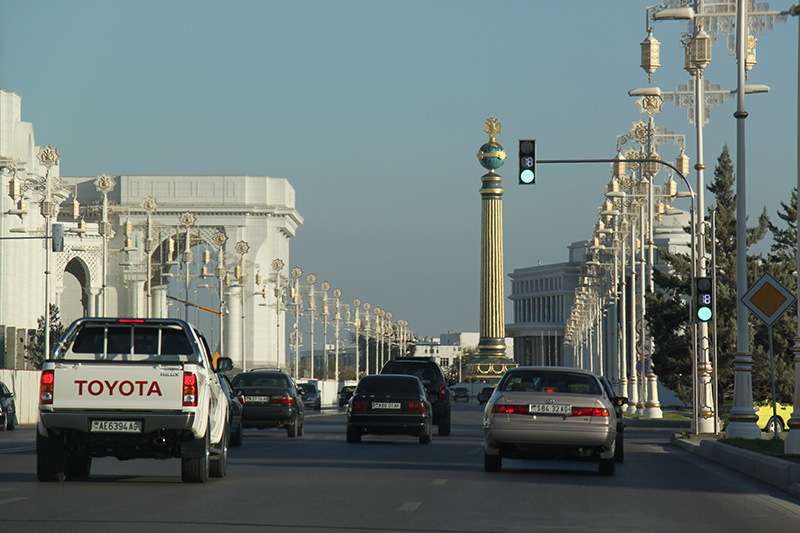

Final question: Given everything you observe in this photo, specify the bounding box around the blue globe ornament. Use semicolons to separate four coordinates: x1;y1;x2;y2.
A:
477;141;506;171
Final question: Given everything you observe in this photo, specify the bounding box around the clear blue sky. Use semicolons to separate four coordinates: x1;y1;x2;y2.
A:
1;0;797;339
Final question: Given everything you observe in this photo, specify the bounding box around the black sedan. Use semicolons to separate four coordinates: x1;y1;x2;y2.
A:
477;386;494;405
346;375;433;445
219;374;244;445
338;385;356;407
298;382;321;411
0;381;16;431
230;370;305;438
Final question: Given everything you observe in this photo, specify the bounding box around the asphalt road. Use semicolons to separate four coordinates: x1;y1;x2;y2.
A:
1;402;800;532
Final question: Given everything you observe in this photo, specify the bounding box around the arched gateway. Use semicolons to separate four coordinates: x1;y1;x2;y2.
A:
59;174;303;372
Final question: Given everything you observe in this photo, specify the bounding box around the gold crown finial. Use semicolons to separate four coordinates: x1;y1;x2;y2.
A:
484;117;501;142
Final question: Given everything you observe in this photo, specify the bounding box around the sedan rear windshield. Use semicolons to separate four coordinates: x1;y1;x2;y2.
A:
232;374;291;389
357;376;421;394
499;371;601;395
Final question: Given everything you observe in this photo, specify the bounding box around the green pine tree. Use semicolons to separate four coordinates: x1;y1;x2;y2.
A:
24;304;65;370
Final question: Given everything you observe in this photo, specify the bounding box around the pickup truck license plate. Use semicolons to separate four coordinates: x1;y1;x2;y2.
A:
529;404;572;415
372;402;401;410
91;420;142;433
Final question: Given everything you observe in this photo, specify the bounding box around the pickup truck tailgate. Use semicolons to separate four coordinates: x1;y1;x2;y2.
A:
51;363;184;410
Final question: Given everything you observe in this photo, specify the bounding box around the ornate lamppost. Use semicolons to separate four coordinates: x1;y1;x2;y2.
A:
37;145;61;360
94;173;116;317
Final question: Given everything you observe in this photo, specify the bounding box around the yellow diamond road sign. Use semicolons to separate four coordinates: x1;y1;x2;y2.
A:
742;272;796;327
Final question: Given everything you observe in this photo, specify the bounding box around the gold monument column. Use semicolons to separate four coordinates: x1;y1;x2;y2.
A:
476;117;507;361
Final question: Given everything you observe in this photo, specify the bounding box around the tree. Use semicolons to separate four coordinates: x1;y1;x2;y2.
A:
25;304;65;370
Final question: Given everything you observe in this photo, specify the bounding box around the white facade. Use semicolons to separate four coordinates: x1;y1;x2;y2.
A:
0;89;302;372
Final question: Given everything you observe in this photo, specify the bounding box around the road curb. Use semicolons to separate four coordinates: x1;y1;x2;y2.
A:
670;433;800;498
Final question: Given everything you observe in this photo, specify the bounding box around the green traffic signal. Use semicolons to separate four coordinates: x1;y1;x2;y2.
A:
696;277;713;322
519;140;536;185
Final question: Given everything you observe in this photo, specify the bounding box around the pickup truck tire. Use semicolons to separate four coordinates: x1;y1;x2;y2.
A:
210;427;228;478
181;429;210;483
36;431;66;482
66;453;92;478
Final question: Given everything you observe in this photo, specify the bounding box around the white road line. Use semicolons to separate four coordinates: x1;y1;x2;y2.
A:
431;478;448;485
398;501;421;511
0;446;35;454
0;498;27;506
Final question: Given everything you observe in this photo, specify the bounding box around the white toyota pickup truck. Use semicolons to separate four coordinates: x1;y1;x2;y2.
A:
37;317;233;483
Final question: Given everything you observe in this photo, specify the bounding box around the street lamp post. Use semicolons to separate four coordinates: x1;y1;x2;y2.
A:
787;3;800;455
94;173;116;317
37;145;61;361
353;298;362;378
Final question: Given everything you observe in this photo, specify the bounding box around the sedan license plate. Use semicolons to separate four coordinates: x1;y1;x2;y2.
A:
529;403;571;415
245;396;270;403
372;402;401;410
91;420;142;433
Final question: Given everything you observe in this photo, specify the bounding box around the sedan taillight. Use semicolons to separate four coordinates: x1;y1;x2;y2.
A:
351;400;368;412
438;384;446;400
270;394;295;404
571;407;610;417
408;401;426;413
492;404;530;415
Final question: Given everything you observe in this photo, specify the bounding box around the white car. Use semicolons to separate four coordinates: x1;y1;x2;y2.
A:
483;366;624;475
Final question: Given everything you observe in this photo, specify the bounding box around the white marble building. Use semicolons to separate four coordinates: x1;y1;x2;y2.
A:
0;89;302;371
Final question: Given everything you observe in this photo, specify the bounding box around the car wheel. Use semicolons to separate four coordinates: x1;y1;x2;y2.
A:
484;451;502;472
6;414;15;431
231;420;243;446
36;431;66;482
346;424;361;443
298;418;305;437
767;416;784;433
614;433;624;463
438;419;451;436
65;452;92;478
419;420;433;445
599;457;615;476
181;428;210;483
287;417;299;438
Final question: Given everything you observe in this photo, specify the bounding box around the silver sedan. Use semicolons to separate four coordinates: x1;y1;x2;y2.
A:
483;366;625;475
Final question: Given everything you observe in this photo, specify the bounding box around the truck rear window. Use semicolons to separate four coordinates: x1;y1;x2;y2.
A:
69;324;194;360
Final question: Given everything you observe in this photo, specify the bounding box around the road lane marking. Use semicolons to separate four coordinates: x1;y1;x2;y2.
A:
399;501;421;511
0;446;35;454
431;479;447;485
0;498;27;506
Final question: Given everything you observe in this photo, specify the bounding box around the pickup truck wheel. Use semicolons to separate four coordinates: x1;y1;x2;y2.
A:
66;453;92;478
36;432;66;482
210;428;228;478
181;429;210;483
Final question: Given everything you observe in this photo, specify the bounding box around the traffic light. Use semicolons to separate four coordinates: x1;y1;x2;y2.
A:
52;223;64;252
695;277;713;322
519;139;536;185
